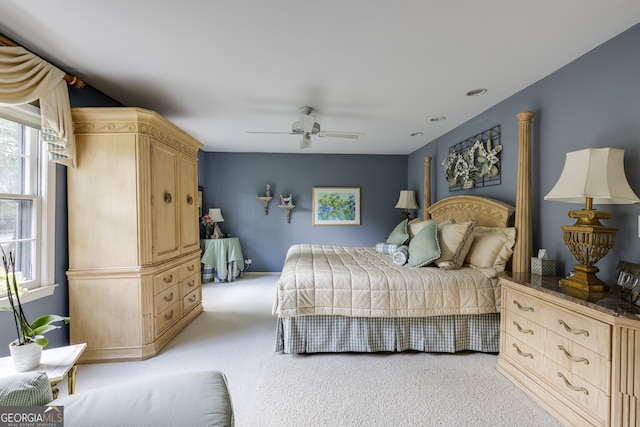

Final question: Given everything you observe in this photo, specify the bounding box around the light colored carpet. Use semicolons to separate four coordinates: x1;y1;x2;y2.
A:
61;273;560;427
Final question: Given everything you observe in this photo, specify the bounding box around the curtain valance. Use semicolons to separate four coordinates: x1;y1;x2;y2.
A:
0;46;76;167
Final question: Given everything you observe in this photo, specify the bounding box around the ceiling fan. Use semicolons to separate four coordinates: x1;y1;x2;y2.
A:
247;106;364;149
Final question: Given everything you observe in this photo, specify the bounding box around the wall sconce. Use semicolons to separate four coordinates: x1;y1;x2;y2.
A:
395;190;418;221
257;183;273;215
544;148;639;292
278;193;295;223
208;208;225;239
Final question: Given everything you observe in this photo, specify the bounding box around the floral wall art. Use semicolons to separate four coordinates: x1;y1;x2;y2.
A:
441;125;502;191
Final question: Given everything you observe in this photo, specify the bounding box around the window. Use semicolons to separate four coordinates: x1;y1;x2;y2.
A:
0;104;56;300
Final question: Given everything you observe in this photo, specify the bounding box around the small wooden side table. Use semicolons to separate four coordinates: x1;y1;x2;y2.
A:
0;343;87;399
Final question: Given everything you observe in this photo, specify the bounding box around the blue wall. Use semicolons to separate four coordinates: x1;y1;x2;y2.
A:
199;152;408;271
409;23;640;283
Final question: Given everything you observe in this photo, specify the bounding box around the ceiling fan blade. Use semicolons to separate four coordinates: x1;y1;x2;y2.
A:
300;134;311;149
317;131;364;140
246;131;295;135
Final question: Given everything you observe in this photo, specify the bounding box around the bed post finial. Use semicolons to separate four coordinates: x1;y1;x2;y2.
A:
512;111;535;273
423;156;432;219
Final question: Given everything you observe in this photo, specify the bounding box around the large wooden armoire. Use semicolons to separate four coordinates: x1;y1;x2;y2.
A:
67;107;203;363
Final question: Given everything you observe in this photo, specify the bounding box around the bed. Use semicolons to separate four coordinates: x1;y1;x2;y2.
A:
274;111;535;354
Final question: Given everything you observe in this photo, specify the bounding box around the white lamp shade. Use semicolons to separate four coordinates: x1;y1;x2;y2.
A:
544;148;640;204
208;208;225;222
395;190;418;209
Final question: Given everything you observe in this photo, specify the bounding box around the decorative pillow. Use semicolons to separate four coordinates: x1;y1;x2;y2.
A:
386;219;409;245
435;219;477;270
408;218;436;240
0;372;53;406
407;220;440;267
465;226;516;271
375;242;399;254
392;245;409;265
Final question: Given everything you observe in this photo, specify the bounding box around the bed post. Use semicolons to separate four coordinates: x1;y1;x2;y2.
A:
423;156;432;219
512;111;534;273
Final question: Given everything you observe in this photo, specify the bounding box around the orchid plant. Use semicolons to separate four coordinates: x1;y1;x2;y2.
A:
1;247;69;348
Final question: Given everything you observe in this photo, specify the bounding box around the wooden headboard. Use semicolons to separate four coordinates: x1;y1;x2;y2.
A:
421;111;534;273
427;195;514;227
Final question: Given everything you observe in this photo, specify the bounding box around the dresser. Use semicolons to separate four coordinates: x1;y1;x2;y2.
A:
497;274;640;427
66;107;203;363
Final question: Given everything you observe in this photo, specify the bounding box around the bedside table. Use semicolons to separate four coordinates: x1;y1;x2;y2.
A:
200;237;245;282
497;274;640;427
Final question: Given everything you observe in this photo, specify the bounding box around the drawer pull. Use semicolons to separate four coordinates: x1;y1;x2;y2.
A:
164;292;174;302
187;280;195;288
188;295;197;302
513;300;534;312
513;321;534;335
512;343;533;359
558;319;589;337
557;372;589;395
163;274;174;283
558;345;589;365
187;264;195;272
164;310;174;320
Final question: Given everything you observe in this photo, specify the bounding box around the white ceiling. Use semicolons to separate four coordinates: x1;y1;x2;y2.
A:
1;1;639;154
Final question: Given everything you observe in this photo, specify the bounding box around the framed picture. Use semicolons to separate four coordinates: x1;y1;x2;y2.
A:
312;186;361;226
198;186;204;217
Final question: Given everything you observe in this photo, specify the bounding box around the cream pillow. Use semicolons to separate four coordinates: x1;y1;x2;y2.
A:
465;226;516;271
435;219;476;270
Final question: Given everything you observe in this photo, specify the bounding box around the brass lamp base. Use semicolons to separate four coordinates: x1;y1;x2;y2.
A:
560;265;609;292
559;202;617;293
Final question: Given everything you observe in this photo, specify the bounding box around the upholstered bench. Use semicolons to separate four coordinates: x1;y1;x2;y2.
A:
1;370;234;427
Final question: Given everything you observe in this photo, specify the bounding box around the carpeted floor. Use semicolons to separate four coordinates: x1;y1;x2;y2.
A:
62;273;561;426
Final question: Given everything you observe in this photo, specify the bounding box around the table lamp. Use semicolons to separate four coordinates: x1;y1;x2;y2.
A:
395;190;418;221
544;148;639;292
208;208;225;239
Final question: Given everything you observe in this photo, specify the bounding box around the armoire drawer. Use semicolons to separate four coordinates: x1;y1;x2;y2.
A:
154;283;181;314
181;260;200;279
183;287;201;313
155;301;183;335
182;272;199;295
154;266;181;294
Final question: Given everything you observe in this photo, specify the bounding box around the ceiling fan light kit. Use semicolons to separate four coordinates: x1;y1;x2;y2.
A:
247;106;364;149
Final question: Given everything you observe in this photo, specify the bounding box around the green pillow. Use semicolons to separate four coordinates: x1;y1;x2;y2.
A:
386;219;409;245
408;220;440;267
0;372;53;406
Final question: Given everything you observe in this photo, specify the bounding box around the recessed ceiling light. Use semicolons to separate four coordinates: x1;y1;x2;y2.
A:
410;132;423;137
466;88;487;97
430;116;446;122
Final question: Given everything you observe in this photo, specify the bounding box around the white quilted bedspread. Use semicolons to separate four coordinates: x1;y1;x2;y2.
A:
273;244;501;318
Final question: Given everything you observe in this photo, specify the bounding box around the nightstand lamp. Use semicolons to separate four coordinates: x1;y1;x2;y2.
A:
544;148;639;292
395;190;418;221
208;208;225;239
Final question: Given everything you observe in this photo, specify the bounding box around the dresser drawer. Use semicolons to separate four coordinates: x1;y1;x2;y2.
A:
504;287;610;357
155;301;183;335
154;283;181;314
545;328;611;393
503;309;545;351
183;287;201;313
181;259;200;279
503;334;608;423
154;266;180;294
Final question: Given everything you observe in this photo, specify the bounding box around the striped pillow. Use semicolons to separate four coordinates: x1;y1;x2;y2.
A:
375;242;399;254
392;245;409;265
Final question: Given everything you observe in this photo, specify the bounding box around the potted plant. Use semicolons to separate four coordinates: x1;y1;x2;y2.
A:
1;247;70;371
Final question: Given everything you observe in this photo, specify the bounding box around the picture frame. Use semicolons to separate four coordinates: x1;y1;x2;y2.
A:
312;186;361;226
198;186;204;217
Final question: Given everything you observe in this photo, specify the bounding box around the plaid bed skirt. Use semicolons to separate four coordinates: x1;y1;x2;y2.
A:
202;261;243;283
275;313;500;354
